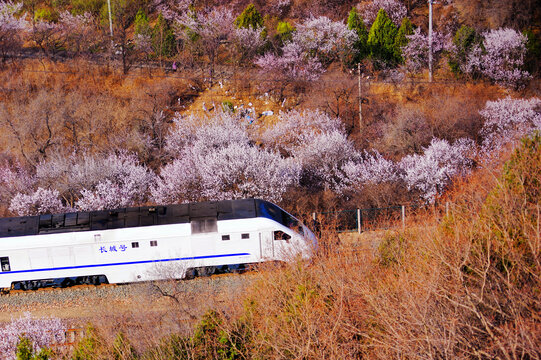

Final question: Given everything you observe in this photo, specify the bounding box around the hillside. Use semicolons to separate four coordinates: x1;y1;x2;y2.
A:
0;0;540;358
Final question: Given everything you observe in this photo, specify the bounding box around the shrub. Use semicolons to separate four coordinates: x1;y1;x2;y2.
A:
276;21;294;44
448;25;482;75
152;13;176;58
71;325;104;360
234;4;263;30
346;6;369;64
392;17;413;63
70;0;105;17
367;9;398;65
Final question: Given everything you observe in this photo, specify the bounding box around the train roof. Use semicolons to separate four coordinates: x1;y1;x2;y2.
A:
0;199;290;238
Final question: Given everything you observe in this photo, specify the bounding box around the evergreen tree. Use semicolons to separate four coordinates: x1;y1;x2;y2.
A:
367;9;398;65
393;17;413;63
347;6;369;63
234;4;263;29
448;25;481;74
276;21;294;44
152;13;176;58
134;8;150;36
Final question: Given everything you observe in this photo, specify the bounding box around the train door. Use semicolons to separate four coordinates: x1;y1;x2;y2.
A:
259;231;274;260
272;230;292;260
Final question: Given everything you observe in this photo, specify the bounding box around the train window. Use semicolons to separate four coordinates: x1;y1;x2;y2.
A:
0;257;10;272
274;231;291;241
221;235;230;241
131;242;139;248
241;233;250;239
150;240;158;247
191;217;218;234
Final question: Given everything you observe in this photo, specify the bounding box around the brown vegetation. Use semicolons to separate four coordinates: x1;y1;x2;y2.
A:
44;134;540;359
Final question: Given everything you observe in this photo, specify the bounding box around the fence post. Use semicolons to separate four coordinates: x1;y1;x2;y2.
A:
357;208;362;234
312;212;316;221
401;205;405;230
445;202;449;217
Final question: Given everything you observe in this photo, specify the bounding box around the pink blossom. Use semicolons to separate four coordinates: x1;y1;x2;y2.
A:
58;11;95;53
292;16;356;64
259;109;344;154
464;28;530;88
341;150;399;190
0;162;35;205
198;143;300;202
154;143;299;204
0;312;65;359
479;97;541;156
255;41;324;82
73;153;155;211
0;1;29;58
292;130;358;191
165;111;249;157
157;110;299;203
33;152;155;211
9;187;67;216
359;0;407;26
399;138;476;202
403;27;447;73
230;26;265;61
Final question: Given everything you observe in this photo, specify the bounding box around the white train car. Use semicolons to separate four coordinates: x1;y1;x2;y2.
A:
0;199;316;290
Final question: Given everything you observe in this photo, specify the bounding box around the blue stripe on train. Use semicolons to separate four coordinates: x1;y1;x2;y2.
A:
0;253;251;275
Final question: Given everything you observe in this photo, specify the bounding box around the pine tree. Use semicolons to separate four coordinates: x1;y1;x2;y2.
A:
234;4;263;30
134;8;150;36
347;6;369;63
367;9;398;65
393;17;413;63
152;13;176;58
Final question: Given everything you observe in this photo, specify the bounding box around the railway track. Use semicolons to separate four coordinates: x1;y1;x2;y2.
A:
0;272;256;324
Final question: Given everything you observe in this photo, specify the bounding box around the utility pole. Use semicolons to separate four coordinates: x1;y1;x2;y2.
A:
107;0;114;50
358;62;362;134
428;0;434;82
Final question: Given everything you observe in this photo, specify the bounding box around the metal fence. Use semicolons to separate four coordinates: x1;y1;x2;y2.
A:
310;205;417;233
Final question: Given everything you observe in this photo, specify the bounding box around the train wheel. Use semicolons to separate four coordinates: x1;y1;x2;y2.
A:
184;268;196;280
196;266;216;277
60;278;74;288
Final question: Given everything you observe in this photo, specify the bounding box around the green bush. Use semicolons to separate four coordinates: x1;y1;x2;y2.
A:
34;7;59;22
71;325;102;360
152;13;176;58
134;8;150;36
70;0;105;16
448;25;482;75
524;29;540;74
276;21;294;44
222;100;235;113
393;17;413;63
112;332;138;360
16;336;52;360
234;4;263;30
367;9;399;65
347;6;369;64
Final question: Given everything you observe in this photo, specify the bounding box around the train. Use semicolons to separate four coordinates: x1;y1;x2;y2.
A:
0;199;316;291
